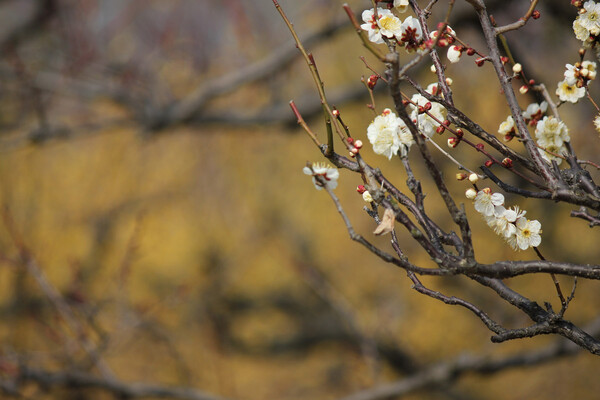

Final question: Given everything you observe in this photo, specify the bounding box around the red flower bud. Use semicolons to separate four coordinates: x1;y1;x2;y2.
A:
367;74;379;89
476;143;484;150
501;56;509;64
484;160;494;167
436;125;446;134
502;157;513;168
357;185;366;194
466;48;475;56
475;57;485;67
347;137;354;144
532;10;540;19
455;128;463;138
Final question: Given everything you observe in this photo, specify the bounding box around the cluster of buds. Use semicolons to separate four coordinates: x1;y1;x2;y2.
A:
429;23;456;47
565;61;597;88
346;137;363;158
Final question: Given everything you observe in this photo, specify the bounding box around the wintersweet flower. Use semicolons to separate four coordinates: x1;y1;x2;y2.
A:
367;109;414;159
303;162;339;190
393;0;409;13
473;188;504;217
507;217;542;251
409;94;446;138
361;9;402;44
556;78;586;103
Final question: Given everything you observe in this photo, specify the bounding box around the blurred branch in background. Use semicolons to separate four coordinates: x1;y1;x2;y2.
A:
0;0;599;400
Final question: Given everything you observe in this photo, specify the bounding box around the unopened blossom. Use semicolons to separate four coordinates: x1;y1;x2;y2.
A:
465;188;477;199
303;162;339;190
507;217;542;251
447;45;462;63
556;78;586;103
361;9;402;44
426;83;440;96
393;0;409;13
582;60;597;79
473;189;504;217
367;109;414;159
362;190;374;203
498;115;515;135
410;94;447;137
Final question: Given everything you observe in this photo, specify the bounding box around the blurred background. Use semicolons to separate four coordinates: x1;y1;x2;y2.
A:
1;0;600;399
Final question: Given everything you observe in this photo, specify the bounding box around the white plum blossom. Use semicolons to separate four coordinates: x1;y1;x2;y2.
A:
447;45;462;63
573;17;593;44
484;205;525;239
474;188;505;217
594;114;600;134
498;115;515;135
399;16;423;51
393;0;409;13
469;189;542;250
577;1;600;36
523;101;548;121
367;109;414;159
535;116;570;164
507;217;542;251
409;93;447;137
361;9;402;44
303;162;339;190
556;78;586;103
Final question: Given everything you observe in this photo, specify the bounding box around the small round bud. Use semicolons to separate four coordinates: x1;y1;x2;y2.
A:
476;143;484;150
528;79;535;85
532;10;540;19
466;48;475;56
468;173;479;183
589;70;597;80
430;64;437;73
443;119;451;127
581;68;590;78
362;190;373;203
445;77;453;86
346;137;354;144
512;63;522;73
455;128;463;138
402;100;409;107
349;152;356;158
354;139;363;149
423;102;432;111
465;188;477;199
502;157;513;168
500;56;509;64
579;48;586;57
436;125;446;134
475;57;485;67
447;137;459;148
367;74;379;89
357;185;366;194
351;147;359;155
484;159;494;167
519;85;529;94
456;173;468;181
333;109;340;117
